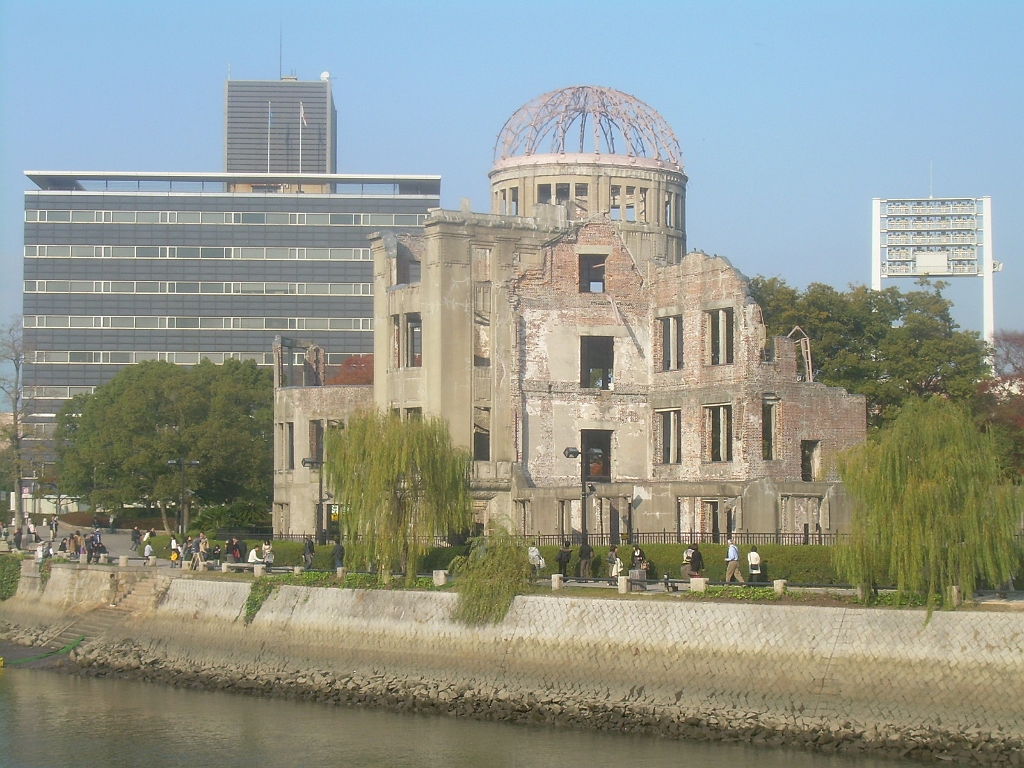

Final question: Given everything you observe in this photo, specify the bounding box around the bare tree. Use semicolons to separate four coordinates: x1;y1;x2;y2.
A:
0;317;27;523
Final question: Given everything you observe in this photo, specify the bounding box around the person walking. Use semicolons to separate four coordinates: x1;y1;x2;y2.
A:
578;540;594;578
169;534;180;568
555;541;572;577
49;515;59;539
747;545;762;583
608;546;623;582
302;536;315;569
724;538;745;583
130;526;141;552
331;539;345;570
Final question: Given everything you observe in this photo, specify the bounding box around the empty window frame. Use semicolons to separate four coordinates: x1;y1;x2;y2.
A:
582;429;612;482
762;397;778;460
659;409;683;464
391;315;401;370
579;254;606;293
609;185;622;220
574;183;589;215
660;315;684;370
473;407;491;461
801;440;821;482
555;183;571;205
705;404;733;462
509;187;519;215
285;422;296;470
308;419;324;463
706;308;734;365
580;336;614;390
405;313;422;367
537;184;552;205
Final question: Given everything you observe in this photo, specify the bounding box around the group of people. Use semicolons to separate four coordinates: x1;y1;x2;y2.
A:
528;538;765;585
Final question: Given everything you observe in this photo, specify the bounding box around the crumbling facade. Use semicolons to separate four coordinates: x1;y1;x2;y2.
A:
277;86;867;541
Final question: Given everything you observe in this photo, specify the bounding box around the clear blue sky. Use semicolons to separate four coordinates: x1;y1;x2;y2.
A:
1;0;1022;337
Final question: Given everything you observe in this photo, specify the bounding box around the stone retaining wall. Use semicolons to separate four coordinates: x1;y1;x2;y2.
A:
2;566;1023;764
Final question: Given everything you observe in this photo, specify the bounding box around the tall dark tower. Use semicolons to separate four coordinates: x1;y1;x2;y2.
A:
225;75;337;174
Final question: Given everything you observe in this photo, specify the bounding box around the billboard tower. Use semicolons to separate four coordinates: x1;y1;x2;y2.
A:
871;197;999;345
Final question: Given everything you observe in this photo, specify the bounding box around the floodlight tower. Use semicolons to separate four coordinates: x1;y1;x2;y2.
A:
871;196;999;346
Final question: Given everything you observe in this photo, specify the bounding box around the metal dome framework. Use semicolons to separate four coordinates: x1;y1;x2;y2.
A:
494;86;681;166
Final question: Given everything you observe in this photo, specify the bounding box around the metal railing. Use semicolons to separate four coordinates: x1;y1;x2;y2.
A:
524;531;847;547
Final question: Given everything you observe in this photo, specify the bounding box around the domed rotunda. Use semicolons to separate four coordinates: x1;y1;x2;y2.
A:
489;86;687;258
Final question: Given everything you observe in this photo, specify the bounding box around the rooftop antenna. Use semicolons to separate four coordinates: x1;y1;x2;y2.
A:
278;22;283;80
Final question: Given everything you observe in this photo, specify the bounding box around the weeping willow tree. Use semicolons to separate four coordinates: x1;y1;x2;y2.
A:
836;397;1020;612
323;410;472;584
449;526;534;625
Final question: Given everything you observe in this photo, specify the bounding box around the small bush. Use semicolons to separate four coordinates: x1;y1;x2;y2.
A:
0;555;21;600
242;577;277;624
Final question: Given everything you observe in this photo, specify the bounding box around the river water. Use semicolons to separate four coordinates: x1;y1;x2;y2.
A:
0;668;898;768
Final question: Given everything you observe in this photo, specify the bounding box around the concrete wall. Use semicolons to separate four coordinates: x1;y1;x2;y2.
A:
5;566;1021;747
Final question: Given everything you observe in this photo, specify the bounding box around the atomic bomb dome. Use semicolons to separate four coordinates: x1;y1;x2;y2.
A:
489;86;687;251
494;85;682;167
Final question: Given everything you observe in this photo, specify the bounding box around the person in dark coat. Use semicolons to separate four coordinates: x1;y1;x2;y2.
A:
302;536;315;569
689;543;704;577
555;541;572;577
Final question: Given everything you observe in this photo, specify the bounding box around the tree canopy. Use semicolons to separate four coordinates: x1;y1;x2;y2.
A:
55;359;272;530
749;277;989;428
323;410;472;583
836;397;1020;612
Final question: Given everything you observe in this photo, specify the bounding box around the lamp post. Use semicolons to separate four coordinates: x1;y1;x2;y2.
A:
166;459;199;535
562;447;592;543
301;457;328;545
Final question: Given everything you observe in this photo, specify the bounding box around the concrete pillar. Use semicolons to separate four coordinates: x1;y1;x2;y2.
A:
147;556;157;567
336;567;347;580
118;556;129;567
98;554;110;565
617;575;629;594
293;566;304;575
432;569;448;586
551;573;563;591
773;579;787;595
221;563;230;573
689;577;708;592
253;564;266;577
950;586;963;606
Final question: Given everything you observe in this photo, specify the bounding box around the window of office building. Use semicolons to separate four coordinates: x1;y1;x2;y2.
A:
580;336;614;390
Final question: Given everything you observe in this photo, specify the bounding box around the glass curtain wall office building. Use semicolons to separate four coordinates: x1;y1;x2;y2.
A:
21;170;441;442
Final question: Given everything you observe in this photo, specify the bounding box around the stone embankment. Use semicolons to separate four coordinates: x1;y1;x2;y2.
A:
2;563;1023;765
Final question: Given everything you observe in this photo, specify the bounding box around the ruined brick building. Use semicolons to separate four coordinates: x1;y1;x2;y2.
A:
276;86;866;542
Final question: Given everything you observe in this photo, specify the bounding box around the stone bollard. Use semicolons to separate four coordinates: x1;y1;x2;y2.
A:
432;569;448;586
689;577;708;592
293;566;304;575
617;575;629;594
336;567;347;580
551;573;563;591
950;585;962;606
253;564;266;577
773;579;787;595
118;556;129;567
221;563;230;573
147;555;157;567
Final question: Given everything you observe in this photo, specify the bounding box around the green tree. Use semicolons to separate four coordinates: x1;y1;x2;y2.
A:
323;410;472;584
449;528;534;624
836;397;1020;612
975;331;1024;480
749;277;989;427
55;359;272;532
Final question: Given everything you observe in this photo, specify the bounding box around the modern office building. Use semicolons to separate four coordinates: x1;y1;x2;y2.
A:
20;77;440;454
225;76;337;175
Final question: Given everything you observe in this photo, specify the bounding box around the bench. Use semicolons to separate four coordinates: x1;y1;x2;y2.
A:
222;562;302;576
115;555;155;567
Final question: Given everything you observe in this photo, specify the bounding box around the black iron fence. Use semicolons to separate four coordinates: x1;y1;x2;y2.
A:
528;531;847;547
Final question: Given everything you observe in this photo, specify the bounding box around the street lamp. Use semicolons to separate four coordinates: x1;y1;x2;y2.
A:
301;457;329;545
562;447;594;543
166;459;200;535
